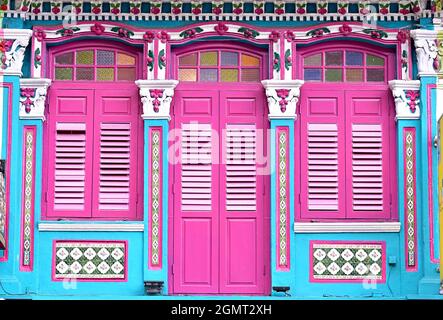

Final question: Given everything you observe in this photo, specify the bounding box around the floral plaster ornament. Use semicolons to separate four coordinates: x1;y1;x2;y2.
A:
397;29;409;43
337;0;349;14
358;0;370;15
379;0;390;14
274;1;285;15
33;29;46;42
191;1;203;15
30;0;42;14
339;24;352;35
253;1;264;14
238;27;260;39
91;1;102;14
50;1;62;14
214;23;228;35
269;31;280;43
179;27;203;39
144;31;156;43
157;31;170;43
20;0;31;12
171;1;183;14
72;1;82;14
399;0;411;14
91;23;105;35
284;30;296;42
295;0;307;14
129;0;141;14
150;1;162;14
233;1;244;15
110;1;122;15
317;0;328;15
212;1;223;15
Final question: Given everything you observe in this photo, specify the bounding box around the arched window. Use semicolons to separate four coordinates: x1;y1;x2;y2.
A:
296;43;396;221
175;46;265;83
44;42;143;220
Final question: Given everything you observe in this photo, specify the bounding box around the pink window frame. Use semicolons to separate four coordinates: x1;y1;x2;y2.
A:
295;41;398;222
42;40;144;221
171;42;269;83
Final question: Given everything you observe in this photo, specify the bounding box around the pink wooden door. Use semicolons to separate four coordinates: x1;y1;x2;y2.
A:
172;88;268;295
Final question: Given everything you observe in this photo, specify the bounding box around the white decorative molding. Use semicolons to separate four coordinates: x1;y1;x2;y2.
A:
135;80;179;121
294;222;401;233
261;79;304;120
410;29;438;77
0;29;33;76
38;223;144;232
389;80;421;121
19;78;52;121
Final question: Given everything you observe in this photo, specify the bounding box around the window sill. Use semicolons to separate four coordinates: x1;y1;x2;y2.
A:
38;222;144;232
293;222;400;233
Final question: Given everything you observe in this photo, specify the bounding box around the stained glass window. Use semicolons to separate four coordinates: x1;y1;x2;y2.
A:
54;48;138;82
302;50;387;83
177;49;262;82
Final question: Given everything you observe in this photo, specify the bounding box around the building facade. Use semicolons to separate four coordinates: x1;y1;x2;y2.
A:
0;0;442;299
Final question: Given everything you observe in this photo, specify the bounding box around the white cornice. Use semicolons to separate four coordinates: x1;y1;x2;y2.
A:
294;222;401;233
38;223;145;232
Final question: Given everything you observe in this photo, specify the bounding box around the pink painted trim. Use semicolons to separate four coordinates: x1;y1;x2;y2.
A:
404;127;418;272
148;127;162;270
0;82;12;262
309;240;387;283
427;84;439;264
153;39;159;80
19;126;36;272
276;127;290;271
51;240;128;282
279;37;285;80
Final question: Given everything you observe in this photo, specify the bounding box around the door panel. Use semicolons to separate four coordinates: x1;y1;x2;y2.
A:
219;90;266;294
173;90;219;294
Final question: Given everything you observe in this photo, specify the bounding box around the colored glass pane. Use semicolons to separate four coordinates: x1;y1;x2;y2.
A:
200;51;218;66
241;69;260;82
367;69;385;82
304;54;322;66
55;67;73;80
304;68;322;81
221;69;239;82
241;54;260;67
55;52;74;65
346;69;364;82
325;51;343;66
221;52;239;66
76;50;94;65
366;54;384;66
200;69;218;82
76;67;94;80
325;69;343;82
346;51;363;66
117;68;136;81
178;69;197;81
97;68;115;81
117;53;135;65
97;50;115;66
179;53;197;66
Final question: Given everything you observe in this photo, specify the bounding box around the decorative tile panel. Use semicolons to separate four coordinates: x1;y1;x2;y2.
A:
53;241;127;280
0;169;6;250
276;127;289;270
149;128;162;269
404;128;417;270
20;127;36;270
310;241;385;282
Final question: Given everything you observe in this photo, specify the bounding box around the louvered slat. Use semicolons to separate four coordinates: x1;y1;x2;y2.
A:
99;123;131;210
226;124;256;211
307;123;339;211
181;123;212;211
352;124;383;211
54;123;86;210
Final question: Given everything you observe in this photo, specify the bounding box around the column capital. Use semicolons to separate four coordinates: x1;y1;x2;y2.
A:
19;78;52;121
135;80;179;121
388;80;421;121
0;29;33;77
410;29;438;78
261;79;304;120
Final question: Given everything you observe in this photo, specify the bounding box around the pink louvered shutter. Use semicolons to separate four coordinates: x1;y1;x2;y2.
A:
92;89;140;219
345;90;391;219
46;89;94;218
300;90;346;219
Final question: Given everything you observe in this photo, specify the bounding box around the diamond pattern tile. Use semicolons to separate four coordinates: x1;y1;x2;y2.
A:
54;241;127;280
311;242;384;281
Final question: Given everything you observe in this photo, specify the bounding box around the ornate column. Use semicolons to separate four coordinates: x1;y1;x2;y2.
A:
262;79;304;295
135;79;178;294
410;29;440;294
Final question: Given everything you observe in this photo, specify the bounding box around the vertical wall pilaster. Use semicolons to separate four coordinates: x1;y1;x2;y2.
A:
136;79;178;295
262;79;303;296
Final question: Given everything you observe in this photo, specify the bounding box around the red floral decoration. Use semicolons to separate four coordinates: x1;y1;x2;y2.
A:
214;23;228;35
90;23;105;36
34;29;46;42
143;31;156;43
269;31;280;43
157;31;170;43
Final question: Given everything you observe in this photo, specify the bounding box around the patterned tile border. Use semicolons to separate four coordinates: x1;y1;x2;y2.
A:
404;128;417;271
20;127;36;271
149;128;162;269
276;127;289;270
310;241;386;282
53;241;128;281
